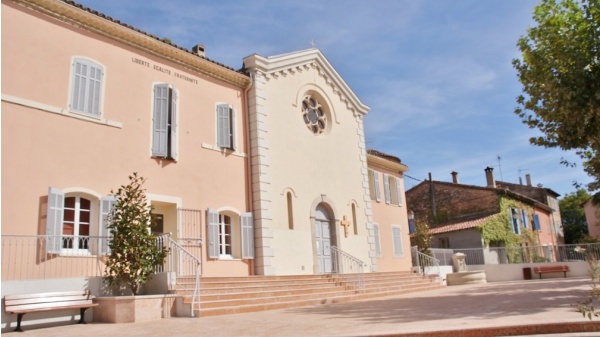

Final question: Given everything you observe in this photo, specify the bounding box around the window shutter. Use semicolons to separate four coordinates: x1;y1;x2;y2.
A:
373;171;381;202
88;62;103;117
152;84;169;157
392;226;402;257
383;174;391;204
217;104;231;148
533;214;541;231
231;108;237;151
241;212;254;259
207;209;219;259
170;89;178;160
521;210;529;229
46;187;64;254
99;196;115;255
373;224;381;256
395;178;403;206
71;59;88;113
368;170;376;201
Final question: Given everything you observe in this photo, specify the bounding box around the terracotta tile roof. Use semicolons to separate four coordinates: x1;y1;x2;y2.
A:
428;214;497;235
62;0;240;73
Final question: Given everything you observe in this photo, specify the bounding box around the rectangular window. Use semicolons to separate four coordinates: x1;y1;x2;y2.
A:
533;214;541;231
383;174;391;204
521;210;529;229
368;170;382;202
510;208;521;234
392;225;403;257
439;237;450;249
152;84;178;159
217;104;236;150
70;58;103;117
373;223;381;256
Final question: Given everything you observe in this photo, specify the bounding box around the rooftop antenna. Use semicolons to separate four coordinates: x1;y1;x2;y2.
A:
497;155;504;182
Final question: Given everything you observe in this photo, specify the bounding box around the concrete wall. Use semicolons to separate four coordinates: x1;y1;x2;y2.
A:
466;261;589;282
432;228;484;249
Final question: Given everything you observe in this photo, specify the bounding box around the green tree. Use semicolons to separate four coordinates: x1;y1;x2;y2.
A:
410;221;432;255
560;189;591;243
104;173;168;295
513;0;600;190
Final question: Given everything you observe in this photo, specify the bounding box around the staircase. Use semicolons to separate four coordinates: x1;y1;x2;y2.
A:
175;271;443;317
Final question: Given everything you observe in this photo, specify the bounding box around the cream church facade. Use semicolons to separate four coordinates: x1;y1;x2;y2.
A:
1;0;413;289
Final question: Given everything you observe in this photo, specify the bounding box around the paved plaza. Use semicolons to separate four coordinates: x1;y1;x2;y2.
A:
7;277;600;337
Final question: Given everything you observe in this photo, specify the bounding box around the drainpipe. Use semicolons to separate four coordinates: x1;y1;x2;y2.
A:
243;71;255;275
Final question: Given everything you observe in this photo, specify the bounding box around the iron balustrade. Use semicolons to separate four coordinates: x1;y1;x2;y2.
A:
330;245;365;290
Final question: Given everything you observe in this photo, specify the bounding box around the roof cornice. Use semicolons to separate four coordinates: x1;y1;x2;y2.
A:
14;0;251;88
367;154;408;173
243;49;369;116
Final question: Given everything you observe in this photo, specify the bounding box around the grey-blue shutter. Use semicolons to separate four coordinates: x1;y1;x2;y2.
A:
170;89;178;159
392;227;402;257
231;108;237;151
395;177;403;206
99;196;115;255
46;187;64;254
374;171;381;202
373;224;381;255
88;61;103;117
71;59;88;113
533;214;541;231
152;84;169;157
241;212;254;259
521;210;529;229
383;174;391;204
207;209;219;259
217;104;231;148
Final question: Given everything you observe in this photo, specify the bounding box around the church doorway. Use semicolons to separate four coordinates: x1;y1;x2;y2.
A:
314;203;334;274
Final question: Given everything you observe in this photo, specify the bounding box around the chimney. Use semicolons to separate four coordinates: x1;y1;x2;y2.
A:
192;44;205;57
525;173;532;187
451;171;459;184
485;166;496;188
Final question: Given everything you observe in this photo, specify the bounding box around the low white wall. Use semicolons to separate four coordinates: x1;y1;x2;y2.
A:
1;273;172;333
466;261;590;282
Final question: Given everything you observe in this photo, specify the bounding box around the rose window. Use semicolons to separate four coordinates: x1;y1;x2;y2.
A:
302;95;327;134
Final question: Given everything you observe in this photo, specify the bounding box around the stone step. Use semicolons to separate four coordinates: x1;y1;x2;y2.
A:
173;271;444;317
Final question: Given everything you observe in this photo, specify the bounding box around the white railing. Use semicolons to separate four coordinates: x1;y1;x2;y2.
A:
331;246;365;290
159;234;201;317
429;243;600;266
411;246;441;277
2;235;108;281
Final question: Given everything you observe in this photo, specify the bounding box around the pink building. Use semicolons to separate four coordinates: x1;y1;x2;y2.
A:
2;0;253;278
582;199;600;239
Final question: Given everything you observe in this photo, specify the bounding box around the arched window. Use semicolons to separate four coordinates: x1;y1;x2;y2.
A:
287;192;294;230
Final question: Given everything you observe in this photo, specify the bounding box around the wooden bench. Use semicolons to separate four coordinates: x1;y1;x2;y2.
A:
4;290;98;332
533;265;569;279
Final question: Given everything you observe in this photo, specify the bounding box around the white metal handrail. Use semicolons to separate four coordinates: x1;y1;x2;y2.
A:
162;235;201;317
331;245;365;289
411;246;440;277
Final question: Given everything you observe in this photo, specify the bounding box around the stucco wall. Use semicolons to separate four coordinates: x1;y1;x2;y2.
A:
2;1;251;277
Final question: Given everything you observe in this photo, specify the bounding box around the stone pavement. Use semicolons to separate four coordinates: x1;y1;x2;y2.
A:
7;277;600;337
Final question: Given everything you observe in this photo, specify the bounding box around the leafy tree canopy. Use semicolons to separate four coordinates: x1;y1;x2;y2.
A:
513;0;600;190
560;188;591;243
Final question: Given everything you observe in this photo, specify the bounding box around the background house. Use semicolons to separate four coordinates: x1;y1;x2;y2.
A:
405;168;559;261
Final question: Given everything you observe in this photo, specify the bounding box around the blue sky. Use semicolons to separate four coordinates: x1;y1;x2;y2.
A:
76;0;592;197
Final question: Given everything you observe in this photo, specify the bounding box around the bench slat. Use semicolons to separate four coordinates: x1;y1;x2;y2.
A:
6;295;93;307
6;300;97;314
4;291;90;301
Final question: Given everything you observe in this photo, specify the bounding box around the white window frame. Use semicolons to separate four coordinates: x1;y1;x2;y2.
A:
392;225;403;257
68;57;105;118
46;187;111;256
207;208;254;260
216;103;237;151
368;170;382;202
151;83;178;160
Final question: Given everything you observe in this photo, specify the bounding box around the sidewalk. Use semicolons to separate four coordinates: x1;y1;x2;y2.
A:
7;278;600;337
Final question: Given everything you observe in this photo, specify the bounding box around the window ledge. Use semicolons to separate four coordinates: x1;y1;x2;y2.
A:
202;143;246;157
2;94;123;129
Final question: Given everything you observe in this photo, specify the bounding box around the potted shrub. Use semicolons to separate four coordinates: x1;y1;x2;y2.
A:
94;173;173;323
